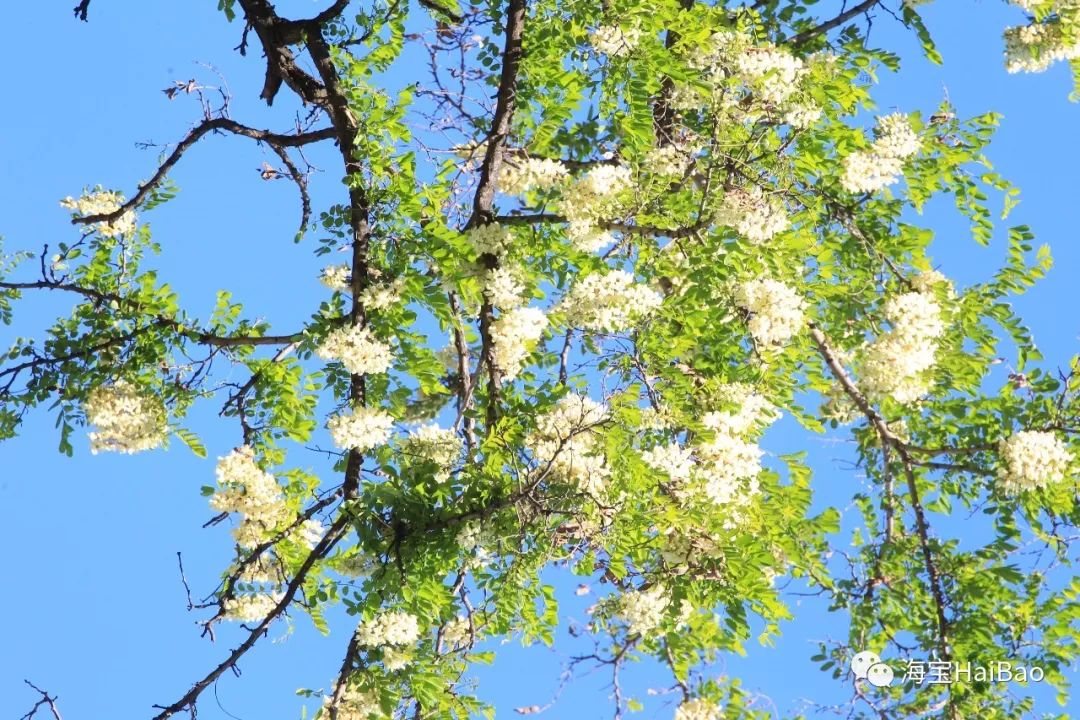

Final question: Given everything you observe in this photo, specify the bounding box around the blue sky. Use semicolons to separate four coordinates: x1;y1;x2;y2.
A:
2;2;1079;719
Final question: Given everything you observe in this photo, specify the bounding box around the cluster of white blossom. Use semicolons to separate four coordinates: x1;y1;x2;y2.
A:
359;278;404;311
734;278;807;349
841;113;920;193
783;102;824;129
60;187;137;238
222;592;283;623
643;144;692;177
555;164;633;240
320;686;383;720
83;381;168;454
491;306;548;380
210;446;291;548
497;157;568;195
557;270;663;332
482;265;526;309
616;585;670;635
233;553;282;584
381;647;411;671
320;264;351;292
859;290;945;404
589;25;641;57
441;616;473;648
716;187;790;243
458;521;495;569
643;386;776;515
403;423;461;479
1004;16;1080;73
466;222;514;258
674;699;724;720
316;325;394;376
999;430;1072;493
735;45;808;105
356;610;421;647
328;407;395;451
566;219;616;253
527;394;610;494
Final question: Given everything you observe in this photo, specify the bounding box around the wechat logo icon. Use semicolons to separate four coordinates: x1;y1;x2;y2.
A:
851;650;895;688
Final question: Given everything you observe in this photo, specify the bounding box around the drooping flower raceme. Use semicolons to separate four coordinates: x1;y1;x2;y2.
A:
466;222;513;259
316;325;394;376
735;45;807;105
320;264;351;292
616;584;670;635
734;278;807;349
1004;16;1080;74
210;446;293;549
403;423;461;480
491;306;548;381
223;592;284;623
83;380;168;454
999;430;1072;494
60;187;137;238
841;112;920;193
527;394;610;494
497;157;568;195
482;266;526;309
557;270;663;332
859;290;946;405
675;698;724;720
355;610;422;647
328;408;395;451
716;187;790;243
589;25;641;57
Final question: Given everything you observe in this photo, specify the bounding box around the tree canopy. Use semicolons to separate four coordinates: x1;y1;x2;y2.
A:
6;1;1080;719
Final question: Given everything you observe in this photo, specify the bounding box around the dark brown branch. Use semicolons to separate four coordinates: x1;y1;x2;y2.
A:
788;0;884;46
19;681;63;720
151;514;350;720
69;118;334;227
73;1;90;21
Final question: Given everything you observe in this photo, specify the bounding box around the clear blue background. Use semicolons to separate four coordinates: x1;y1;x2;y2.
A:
2;2;1078;718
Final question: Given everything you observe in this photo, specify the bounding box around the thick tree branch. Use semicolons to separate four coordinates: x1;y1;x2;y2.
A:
788;0;883;46
69;118;334;227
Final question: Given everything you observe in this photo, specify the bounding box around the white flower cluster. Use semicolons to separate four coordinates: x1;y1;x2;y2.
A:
527;394;610;494
356;610;421;647
222;592;283;623
84;381;167;454
734;278;807;349
441;616;473;648
675;699;723;720
1005;16;1080;74
320;686;383;720
643;386;777;515
617;585;670;635
841;113;920;194
320;264;351;292
589;25;641;57
735;46;807;105
716;187;789;243
60;187;136;238
643;144;692;177
556;165;633;250
403;423;461;478
860;290;945;404
558;270;663;332
316;325;394;376
491;306;549;381
497;157;568;195
999;430;1072;494
359;278;404;311
566;220;616;253
210;446;291;548
483;266;526;309
466;222;514;258
328;407;395;451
